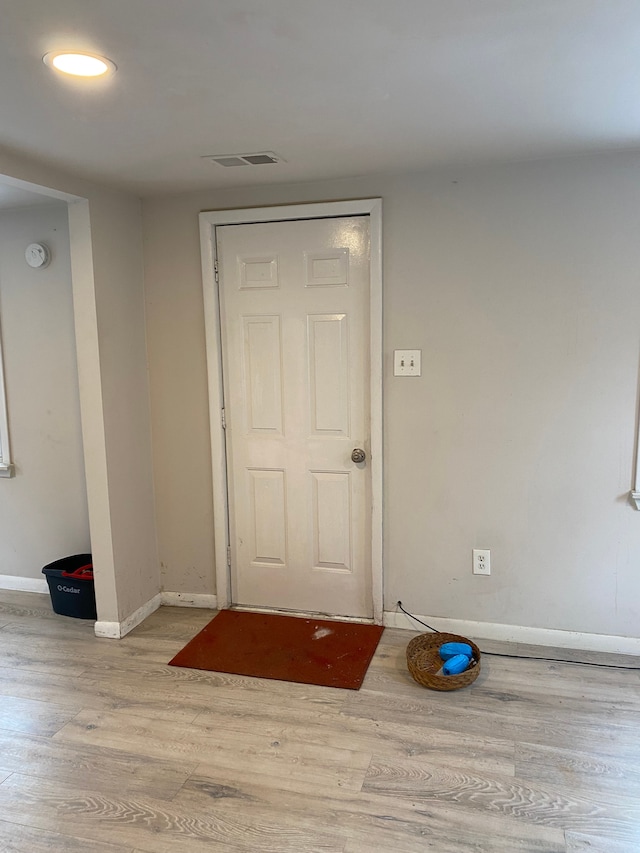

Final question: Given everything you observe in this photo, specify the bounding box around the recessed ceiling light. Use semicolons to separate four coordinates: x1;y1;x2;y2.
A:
43;51;116;77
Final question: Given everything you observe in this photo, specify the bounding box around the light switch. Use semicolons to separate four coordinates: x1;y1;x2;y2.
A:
394;350;421;376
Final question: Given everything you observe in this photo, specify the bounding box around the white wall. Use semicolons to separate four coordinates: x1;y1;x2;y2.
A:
0;147;159;629
80;194;159;623
142;150;640;639
0;204;90;578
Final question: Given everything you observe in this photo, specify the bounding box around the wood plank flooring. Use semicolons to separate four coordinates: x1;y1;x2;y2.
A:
0;591;639;851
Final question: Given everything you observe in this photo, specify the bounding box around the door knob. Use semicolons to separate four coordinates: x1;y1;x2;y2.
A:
351;448;366;464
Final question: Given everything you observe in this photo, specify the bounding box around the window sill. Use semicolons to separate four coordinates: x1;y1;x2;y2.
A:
0;463;14;478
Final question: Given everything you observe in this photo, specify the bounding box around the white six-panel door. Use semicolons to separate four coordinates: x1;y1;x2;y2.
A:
216;216;372;618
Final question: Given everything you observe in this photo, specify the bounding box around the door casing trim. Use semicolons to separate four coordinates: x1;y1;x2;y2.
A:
199;199;383;623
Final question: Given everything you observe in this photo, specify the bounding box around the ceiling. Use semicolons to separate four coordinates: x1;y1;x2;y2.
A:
1;0;640;197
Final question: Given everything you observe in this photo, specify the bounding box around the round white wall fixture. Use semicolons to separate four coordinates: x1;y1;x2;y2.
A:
25;243;51;269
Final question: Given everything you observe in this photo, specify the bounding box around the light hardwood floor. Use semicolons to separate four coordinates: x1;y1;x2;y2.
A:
0;591;639;852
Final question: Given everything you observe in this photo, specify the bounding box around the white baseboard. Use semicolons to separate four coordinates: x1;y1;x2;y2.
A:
94;621;122;639
95;593;162;640
0;575;48;594
91;591;217;639
383;610;640;656
161;592;218;609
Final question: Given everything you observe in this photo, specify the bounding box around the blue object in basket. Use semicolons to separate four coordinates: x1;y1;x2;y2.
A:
439;642;473;661
442;653;471;675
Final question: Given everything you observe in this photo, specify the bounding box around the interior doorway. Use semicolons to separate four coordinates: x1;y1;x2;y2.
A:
200;199;383;623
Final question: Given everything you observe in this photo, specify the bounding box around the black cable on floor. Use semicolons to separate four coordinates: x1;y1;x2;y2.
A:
396;601;640;671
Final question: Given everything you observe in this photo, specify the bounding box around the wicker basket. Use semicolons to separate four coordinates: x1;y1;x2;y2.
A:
406;632;481;691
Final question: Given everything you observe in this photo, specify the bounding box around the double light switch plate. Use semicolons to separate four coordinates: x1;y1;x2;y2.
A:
394;350;421;376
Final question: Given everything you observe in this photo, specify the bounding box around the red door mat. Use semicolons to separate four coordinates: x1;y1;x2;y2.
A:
168;609;384;690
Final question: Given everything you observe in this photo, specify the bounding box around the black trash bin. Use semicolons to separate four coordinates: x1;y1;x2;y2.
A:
42;554;96;619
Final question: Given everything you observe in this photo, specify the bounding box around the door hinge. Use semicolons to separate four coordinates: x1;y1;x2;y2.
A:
226;545;232;567
214;259;219;283
221;407;226;429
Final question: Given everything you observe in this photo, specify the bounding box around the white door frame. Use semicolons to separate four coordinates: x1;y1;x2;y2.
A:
199;199;383;623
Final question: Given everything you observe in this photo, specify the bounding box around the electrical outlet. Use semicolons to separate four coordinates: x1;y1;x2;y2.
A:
394;349;421;376
473;549;491;575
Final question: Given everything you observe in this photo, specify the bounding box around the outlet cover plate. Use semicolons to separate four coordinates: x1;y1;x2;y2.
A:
394;349;421;376
473;549;491;575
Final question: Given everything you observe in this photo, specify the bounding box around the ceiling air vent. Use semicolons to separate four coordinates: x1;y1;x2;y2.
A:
204;151;284;167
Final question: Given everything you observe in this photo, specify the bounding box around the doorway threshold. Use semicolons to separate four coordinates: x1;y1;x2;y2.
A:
229;603;375;625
